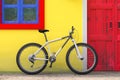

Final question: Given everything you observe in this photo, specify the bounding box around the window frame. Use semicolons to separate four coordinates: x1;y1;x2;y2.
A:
0;0;44;29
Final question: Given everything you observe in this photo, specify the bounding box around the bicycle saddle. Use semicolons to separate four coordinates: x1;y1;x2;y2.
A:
38;30;49;33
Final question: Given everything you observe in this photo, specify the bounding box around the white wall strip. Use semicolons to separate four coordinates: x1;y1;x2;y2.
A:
82;0;87;71
82;0;87;43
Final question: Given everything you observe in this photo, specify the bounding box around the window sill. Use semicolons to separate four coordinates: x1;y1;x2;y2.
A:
0;23;44;29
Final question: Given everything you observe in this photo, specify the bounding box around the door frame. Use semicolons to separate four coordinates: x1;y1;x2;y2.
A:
82;0;87;71
82;0;87;43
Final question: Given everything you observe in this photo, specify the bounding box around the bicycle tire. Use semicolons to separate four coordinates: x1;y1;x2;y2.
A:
66;43;98;74
16;43;48;75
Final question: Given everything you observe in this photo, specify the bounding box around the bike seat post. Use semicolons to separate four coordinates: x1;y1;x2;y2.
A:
43;32;48;42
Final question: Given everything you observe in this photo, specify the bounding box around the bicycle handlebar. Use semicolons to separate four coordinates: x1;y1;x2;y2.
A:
69;26;75;37
72;26;75;33
70;26;75;35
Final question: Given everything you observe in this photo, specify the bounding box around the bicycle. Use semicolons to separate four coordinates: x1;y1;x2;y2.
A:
16;26;98;75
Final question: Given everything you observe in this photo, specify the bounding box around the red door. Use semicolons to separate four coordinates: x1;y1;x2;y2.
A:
115;0;120;71
88;0;115;70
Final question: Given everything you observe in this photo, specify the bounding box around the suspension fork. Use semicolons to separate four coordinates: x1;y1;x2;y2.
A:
71;39;84;60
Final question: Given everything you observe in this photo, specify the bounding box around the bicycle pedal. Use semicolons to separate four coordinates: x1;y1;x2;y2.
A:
49;65;52;68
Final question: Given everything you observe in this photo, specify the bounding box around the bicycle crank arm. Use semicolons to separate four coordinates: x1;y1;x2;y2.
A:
49;62;53;68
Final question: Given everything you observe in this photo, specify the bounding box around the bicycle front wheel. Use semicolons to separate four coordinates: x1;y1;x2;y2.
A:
66;43;98;74
16;43;48;75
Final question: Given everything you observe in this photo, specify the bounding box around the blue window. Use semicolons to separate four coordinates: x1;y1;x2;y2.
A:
2;0;38;24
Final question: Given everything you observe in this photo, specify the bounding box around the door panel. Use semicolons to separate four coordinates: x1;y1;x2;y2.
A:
88;9;108;70
87;9;107;70
115;7;120;70
88;0;115;70
106;0;114;3
105;9;114;70
117;0;120;3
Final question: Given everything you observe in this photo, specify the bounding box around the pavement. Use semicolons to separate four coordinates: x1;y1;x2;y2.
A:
0;72;120;80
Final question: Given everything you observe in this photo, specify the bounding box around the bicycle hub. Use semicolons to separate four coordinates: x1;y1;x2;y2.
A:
28;54;35;64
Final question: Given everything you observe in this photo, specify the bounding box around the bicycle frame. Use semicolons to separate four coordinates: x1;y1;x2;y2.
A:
33;36;69;56
33;35;83;61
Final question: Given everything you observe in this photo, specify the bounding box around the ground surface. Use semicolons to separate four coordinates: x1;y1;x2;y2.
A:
0;72;120;80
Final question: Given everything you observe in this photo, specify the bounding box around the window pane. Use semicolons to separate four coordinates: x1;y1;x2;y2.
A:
23;8;36;21
4;8;17;21
23;0;36;4
4;0;17;4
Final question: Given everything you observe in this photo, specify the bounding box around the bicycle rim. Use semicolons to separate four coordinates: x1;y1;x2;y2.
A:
67;43;97;74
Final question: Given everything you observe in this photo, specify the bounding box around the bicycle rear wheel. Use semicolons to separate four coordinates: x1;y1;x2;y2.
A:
66;43;98;74
16;43;48;75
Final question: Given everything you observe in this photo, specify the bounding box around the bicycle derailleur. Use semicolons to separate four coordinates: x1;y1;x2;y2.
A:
49;52;56;68
28;54;36;68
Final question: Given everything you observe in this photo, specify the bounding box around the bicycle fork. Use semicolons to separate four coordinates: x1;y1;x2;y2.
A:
71;39;84;60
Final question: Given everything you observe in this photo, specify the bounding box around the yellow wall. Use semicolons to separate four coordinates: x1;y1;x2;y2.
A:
0;0;82;72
